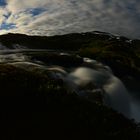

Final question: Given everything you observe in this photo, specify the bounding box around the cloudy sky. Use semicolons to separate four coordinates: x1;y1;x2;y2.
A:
0;0;140;38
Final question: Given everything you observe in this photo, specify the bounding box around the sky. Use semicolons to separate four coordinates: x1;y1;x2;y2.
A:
0;0;140;38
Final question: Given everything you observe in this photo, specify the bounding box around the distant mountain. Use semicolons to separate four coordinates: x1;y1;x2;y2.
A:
0;31;139;50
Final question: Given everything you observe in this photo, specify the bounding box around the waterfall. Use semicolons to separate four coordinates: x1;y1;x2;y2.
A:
1;49;139;122
103;76;131;118
62;58;139;122
130;97;140;122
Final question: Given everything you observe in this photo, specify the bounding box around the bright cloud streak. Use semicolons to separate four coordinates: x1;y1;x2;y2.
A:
0;0;140;38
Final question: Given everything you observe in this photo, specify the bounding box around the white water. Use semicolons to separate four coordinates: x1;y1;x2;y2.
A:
103;76;131;118
0;53;27;63
130;97;140;122
63;59;140;122
65;67;131;119
0;49;139;122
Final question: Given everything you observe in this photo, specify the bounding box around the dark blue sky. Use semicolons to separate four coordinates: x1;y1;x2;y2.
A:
0;0;140;38
0;0;6;6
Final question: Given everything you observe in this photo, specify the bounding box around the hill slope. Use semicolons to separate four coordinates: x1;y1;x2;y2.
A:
0;31;139;139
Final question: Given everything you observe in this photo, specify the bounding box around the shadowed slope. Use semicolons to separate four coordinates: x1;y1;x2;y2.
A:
0;64;139;139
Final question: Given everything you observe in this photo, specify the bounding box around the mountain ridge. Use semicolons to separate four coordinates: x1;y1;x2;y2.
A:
0;31;139;51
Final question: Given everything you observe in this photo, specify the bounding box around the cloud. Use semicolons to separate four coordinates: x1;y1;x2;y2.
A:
0;0;140;38
6;0;46;13
0;7;9;24
0;9;6;24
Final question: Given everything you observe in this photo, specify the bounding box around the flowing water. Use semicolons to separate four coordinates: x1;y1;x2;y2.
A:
0;47;139;122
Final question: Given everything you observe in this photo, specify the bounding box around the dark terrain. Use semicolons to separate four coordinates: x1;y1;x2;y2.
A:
0;31;139;139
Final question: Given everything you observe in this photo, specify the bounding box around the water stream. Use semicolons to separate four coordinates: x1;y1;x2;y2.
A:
0;48;139;122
